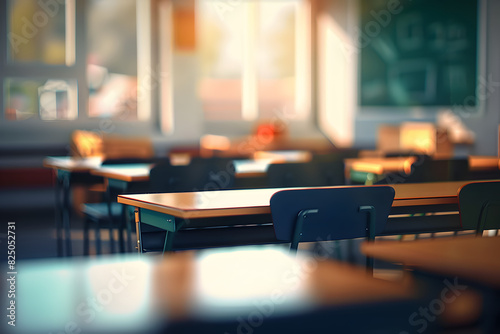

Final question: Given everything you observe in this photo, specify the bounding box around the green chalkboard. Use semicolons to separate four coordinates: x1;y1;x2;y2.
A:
360;0;478;107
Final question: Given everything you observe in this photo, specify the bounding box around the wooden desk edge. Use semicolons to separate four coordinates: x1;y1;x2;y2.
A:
118;195;272;219
90;169;150;183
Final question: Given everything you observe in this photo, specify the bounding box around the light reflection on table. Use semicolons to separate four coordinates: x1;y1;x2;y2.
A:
9;246;413;334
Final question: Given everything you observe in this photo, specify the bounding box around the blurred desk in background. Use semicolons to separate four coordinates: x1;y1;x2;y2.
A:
43;156;104;257
346;155;500;185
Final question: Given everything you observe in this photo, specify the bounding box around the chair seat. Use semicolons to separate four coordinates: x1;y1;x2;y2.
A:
82;202;134;255
81;202;124;221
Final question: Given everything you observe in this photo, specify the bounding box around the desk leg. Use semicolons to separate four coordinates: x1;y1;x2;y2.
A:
125;206;133;252
163;230;175;254
135;208;143;254
61;171;72;257
119;205;133;253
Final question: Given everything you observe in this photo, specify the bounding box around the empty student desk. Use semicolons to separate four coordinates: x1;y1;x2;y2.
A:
90;163;152;190
43;156;103;256
362;236;500;332
345;156;415;184
118;180;481;254
361;236;500;289
87;163;153;253
347;155;500;185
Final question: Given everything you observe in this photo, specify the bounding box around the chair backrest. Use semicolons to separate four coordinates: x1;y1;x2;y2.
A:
458;181;500;234
149;158;235;193
101;157;159;165
270;186;395;246
267;161;345;188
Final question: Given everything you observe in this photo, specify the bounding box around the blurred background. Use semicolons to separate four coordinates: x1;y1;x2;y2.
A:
1;0;499;258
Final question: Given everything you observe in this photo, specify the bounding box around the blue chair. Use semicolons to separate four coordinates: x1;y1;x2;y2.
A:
458;180;500;236
270;186;395;271
82;158;156;255
266;160;345;188
141;159;236;253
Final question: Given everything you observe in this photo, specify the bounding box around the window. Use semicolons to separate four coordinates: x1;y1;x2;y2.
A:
4;0;77;121
1;0;151;125
158;0;311;133
196;0;311;121
86;0;139;120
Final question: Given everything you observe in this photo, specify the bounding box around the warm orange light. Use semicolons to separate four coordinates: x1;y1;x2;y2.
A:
200;134;231;151
71;130;103;157
400;122;436;155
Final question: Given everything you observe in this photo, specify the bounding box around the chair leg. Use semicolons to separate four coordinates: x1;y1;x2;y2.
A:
83;216;90;256
118;220;125;253
118;207;126;252
95;224;102;255
109;226;115;253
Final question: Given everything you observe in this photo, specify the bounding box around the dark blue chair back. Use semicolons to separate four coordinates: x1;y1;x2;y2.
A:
149;158;235;193
267;161;345;188
458;180;500;235
270;186;395;244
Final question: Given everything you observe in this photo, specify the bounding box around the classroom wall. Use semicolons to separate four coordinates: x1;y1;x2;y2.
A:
461;0;500;156
320;0;500;155
2;0;498;157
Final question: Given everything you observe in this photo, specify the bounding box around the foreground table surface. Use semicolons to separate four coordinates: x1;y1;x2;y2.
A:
361;236;500;289
6;246;412;334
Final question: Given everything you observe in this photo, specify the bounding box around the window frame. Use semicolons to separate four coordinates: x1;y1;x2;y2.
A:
158;0;317;138
0;0;156;146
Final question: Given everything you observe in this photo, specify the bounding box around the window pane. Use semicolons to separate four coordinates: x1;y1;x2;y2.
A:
4;78;77;120
196;0;244;120
86;0;138;120
257;0;298;119
195;0;308;121
8;0;68;65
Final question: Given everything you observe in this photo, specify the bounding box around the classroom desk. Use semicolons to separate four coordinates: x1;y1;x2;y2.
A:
90;164;153;252
345;156;415;181
90;160;275;183
91;164;152;182
43;156;103;256
118;180;479;254
361;236;500;289
43;157;276;256
362;236;500;332
468;155;500;171
346;155;500;184
8;246;416;334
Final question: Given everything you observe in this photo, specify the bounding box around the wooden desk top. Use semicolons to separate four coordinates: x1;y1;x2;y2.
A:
468;155;500;171
118;180;475;219
346;155;500;176
14;247;412;333
44;156;277;181
361;236;500;289
252;150;312;163
90;164;152;182
345;157;415;175
43;156;103;172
